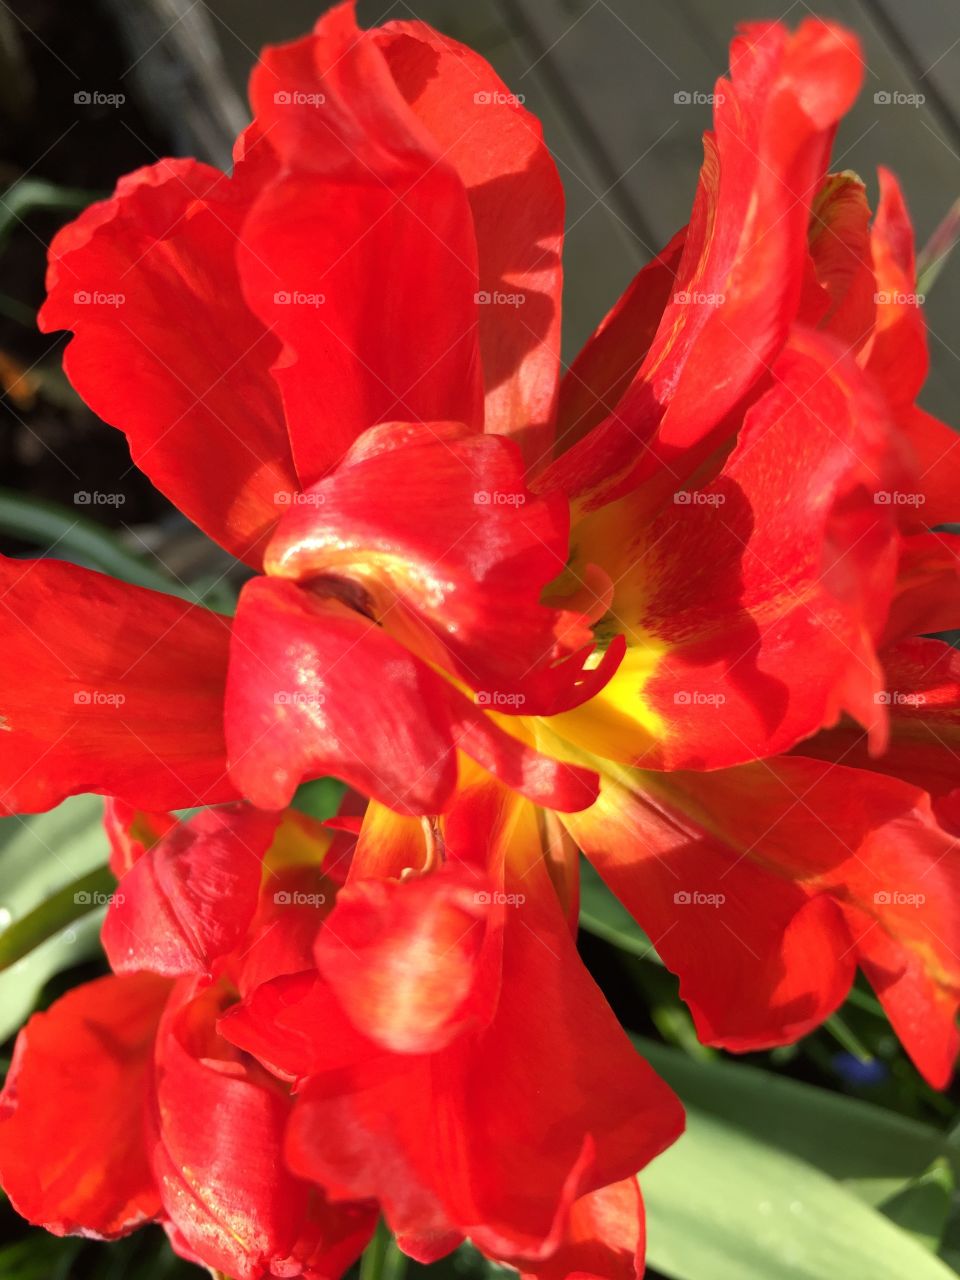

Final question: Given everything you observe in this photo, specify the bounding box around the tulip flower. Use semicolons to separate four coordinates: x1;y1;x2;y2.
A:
0;797;681;1279
0;0;956;1109
0;804;378;1279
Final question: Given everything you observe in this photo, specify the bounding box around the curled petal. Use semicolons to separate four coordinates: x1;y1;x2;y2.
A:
102;804;280;977
103;799;177;878
265;421;611;715
225;577;599;815
864;168;928;408
376;20;565;468
314;866;500;1054
240;4;483;488
499;1178;644;1280
150;979;375;1279
546;19;864;507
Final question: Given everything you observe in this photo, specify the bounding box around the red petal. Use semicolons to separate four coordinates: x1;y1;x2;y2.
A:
274;879;682;1258
264;421;577;707
553;329;900;770
150;978;374;1278
802;171;876;351
555;230;686;459
376;21;564;469
225;576;459;813
239;5;483;488
799;637;960;809
314;867;499;1053
102;804;280;977
0;558;236;813
885;532;960;644
863;168;928;408
898;406;960;528
0;973;169;1237
500;1178;644;1280
564;754;960;1084
103;798;177;877
234;810;346;993
545;20;863;507
265;420;619;718
225;576;598;814
39;160;296;565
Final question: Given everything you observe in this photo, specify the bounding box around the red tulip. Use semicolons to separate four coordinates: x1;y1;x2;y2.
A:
0;798;678;1279
219;776;682;1270
0;0;955;1138
0;805;377;1278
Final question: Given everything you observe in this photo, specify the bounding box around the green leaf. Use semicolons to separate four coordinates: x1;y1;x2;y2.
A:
635;1037;960;1206
0;488;191;598
0;796;109;1040
578;857;659;959
0;1235;83;1280
878;1158;955;1254
291;776;346;823
642;1111;958;1280
0;179;100;254
917;196;960;297
0;864;116;971
821;1012;875;1063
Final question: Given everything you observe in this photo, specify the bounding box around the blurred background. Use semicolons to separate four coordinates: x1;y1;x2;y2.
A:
1;2;960;1278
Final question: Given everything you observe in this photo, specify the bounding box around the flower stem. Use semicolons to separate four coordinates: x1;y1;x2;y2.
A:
360;1220;408;1280
0;864;115;971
